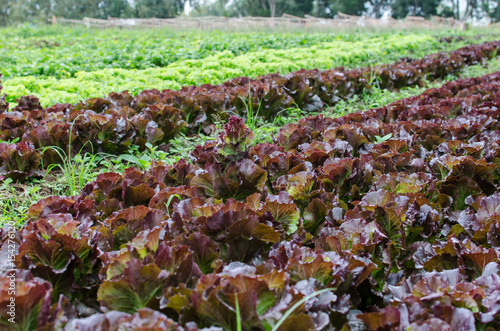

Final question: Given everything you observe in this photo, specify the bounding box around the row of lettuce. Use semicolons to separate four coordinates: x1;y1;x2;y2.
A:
0;30;393;79
1;34;479;106
1;69;500;330
2;40;500;183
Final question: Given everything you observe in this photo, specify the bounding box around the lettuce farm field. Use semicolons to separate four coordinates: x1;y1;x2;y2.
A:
3;25;500;330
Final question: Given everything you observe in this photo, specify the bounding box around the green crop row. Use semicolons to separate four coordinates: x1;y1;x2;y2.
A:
1;26;427;79
1;33;486;107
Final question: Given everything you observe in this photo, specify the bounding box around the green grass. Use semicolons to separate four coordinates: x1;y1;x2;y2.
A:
235;293;242;331
0;174;66;228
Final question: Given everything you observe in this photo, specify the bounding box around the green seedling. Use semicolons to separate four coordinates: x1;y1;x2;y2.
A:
373;133;393;144
118;142;169;171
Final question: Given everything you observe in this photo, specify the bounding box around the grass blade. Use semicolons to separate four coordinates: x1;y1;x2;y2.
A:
235;293;242;331
271;288;335;331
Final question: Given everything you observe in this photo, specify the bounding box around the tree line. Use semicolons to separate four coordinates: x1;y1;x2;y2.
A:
195;0;500;21
1;0;499;26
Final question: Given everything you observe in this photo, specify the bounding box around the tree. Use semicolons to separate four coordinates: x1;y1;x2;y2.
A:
268;0;276;17
488;0;500;21
220;0;313;17
134;0;186;18
227;0;271;17
8;0;53;22
281;0;314;17
463;0;491;20
53;0;104;19
102;0;134;18
0;0;12;25
390;0;440;18
189;0;231;16
314;0;367;17
367;0;390;18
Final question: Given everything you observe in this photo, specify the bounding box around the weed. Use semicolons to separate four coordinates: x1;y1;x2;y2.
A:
117;142;169;171
239;85;262;131
1;196;28;229
40;115;103;196
165;132;218;164
165;194;182;217
235;293;242;331
0;178;48;228
373;133;393;143
270;288;335;331
42;145;103;196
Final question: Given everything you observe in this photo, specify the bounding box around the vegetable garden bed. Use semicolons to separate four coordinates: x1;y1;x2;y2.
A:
1;31;493;106
2;63;500;329
1;39;500;183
